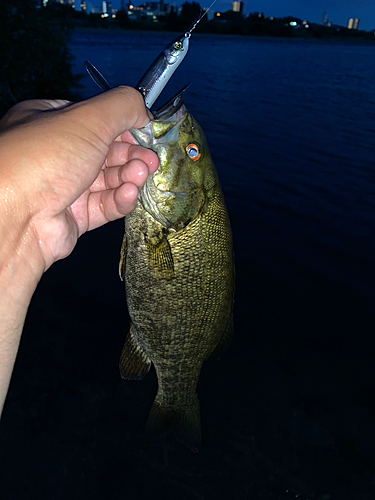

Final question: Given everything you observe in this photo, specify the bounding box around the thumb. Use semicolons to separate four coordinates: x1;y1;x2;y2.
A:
66;86;150;146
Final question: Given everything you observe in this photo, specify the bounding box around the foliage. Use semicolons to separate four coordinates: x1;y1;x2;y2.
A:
180;1;201;24
163;2;208;32
116;10;129;28
0;0;81;117
245;14;294;37
163;6;181;31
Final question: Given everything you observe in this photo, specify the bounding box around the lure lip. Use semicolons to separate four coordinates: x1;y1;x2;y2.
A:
83;63;190;119
152;84;190;120
84;61;111;92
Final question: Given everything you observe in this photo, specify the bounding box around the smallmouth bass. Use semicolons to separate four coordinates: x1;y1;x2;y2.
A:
119;92;234;452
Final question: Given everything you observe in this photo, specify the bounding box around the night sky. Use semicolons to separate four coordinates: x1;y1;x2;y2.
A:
76;0;375;31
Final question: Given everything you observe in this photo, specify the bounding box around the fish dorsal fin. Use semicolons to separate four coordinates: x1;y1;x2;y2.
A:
119;325;151;380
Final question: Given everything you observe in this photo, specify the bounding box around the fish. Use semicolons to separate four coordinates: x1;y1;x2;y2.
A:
118;89;235;452
85;0;216;107
84;1;229;452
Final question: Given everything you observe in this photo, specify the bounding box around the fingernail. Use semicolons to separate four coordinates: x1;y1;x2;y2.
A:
50;100;71;109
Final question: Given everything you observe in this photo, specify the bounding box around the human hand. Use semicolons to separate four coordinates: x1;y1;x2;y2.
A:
0;87;158;274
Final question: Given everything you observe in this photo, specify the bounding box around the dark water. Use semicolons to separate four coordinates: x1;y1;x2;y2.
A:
1;31;375;500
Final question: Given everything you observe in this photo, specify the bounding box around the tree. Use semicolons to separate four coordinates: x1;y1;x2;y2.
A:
181;1;201;23
116;10;129;28
0;0;81;117
164;5;180;31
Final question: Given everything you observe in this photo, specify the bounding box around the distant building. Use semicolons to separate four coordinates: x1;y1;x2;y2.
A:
140;1;167;14
321;11;331;27
102;0;111;16
347;18;360;29
127;1;169;20
83;1;93;11
232;1;245;15
43;0;74;5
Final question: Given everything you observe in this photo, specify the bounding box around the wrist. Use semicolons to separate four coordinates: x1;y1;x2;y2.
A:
0;184;44;303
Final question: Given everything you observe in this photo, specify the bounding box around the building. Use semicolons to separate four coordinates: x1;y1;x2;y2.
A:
232;1;245;15
43;0;74;5
102;0;111;17
321;11;331;27
347;18;360;29
126;1;169;20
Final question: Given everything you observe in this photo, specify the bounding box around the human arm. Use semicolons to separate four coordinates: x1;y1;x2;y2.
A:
0;87;159;415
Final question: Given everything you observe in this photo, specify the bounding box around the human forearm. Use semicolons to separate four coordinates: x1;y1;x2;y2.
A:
0;88;158;417
0;205;44;416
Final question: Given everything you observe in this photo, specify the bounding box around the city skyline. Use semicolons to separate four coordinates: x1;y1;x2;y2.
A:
75;0;375;32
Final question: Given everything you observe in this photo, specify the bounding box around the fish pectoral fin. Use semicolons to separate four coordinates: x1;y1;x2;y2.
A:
208;312;234;361
119;325;151;380
145;233;174;279
119;235;127;281
144;395;201;453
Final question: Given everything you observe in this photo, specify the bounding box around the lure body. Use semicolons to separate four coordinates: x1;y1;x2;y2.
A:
85;0;216;107
136;34;190;108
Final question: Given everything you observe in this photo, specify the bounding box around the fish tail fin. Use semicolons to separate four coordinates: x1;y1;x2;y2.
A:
144;395;201;453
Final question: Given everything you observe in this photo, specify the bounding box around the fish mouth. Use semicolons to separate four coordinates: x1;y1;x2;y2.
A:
131;84;199;230
130;90;187;149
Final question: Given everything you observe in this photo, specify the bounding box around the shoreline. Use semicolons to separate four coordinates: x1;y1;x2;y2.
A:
71;25;375;45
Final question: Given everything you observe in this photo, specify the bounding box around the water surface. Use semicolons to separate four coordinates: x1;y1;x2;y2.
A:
1;30;375;500
71;31;375;300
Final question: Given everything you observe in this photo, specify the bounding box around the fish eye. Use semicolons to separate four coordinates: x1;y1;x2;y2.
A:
186;143;201;161
174;41;182;50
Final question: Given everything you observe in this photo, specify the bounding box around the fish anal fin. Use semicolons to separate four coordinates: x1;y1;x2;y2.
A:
119;235;127;281
119;326;151;380
208;312;234;361
145;232;174;279
144;395;201;453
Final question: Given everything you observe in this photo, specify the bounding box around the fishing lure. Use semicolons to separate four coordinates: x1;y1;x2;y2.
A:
85;0;216;108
